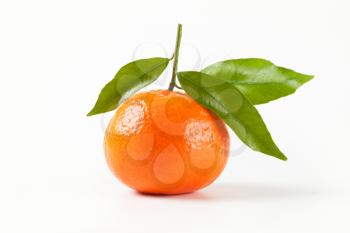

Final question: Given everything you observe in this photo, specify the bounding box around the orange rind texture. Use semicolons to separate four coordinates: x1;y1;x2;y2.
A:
104;90;230;194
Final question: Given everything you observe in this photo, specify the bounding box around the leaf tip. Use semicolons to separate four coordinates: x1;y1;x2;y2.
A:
304;74;315;82
87;109;97;117
276;152;288;161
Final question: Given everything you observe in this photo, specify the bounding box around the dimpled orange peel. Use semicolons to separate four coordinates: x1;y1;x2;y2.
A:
105;90;229;194
87;24;313;195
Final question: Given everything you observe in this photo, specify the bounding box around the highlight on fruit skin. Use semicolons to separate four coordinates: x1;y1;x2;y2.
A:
104;90;230;194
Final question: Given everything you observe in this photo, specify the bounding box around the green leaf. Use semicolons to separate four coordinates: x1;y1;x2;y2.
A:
87;57;169;116
202;58;313;105
177;71;287;161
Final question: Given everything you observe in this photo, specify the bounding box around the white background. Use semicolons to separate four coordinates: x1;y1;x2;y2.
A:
1;0;349;232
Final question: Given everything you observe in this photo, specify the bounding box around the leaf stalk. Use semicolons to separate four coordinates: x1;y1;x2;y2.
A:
168;24;182;91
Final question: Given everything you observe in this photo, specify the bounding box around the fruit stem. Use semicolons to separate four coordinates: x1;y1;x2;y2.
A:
168;24;182;91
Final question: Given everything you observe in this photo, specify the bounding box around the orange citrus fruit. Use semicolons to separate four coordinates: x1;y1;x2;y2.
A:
104;90;230;194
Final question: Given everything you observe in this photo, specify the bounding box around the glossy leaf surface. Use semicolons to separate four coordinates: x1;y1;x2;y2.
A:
202;58;313;105
88;57;169;116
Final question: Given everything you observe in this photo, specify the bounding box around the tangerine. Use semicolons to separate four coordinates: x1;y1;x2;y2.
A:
104;90;230;194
